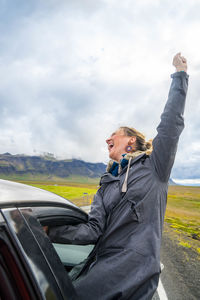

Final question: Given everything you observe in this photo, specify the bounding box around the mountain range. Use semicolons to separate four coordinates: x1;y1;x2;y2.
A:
0;153;106;181
0;153;177;184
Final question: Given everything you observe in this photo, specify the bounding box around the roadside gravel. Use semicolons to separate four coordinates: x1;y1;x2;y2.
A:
160;223;200;300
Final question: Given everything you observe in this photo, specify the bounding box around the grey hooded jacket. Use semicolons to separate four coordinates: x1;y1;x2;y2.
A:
49;72;189;300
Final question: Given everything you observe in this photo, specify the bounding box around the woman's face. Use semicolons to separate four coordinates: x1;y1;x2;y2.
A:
106;129;135;162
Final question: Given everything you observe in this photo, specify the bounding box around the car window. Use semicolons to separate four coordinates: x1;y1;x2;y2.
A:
31;205;94;271
53;243;94;267
33;206;87;226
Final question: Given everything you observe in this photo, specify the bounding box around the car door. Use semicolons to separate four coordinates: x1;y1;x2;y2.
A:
0;206;79;300
0;212;39;300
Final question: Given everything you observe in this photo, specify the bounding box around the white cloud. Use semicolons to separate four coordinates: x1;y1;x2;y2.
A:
0;0;200;179
173;178;200;186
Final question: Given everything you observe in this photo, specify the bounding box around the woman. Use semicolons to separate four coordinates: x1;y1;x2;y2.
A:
47;53;188;299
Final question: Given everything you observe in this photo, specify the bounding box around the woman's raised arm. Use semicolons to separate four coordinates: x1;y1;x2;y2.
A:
150;53;189;182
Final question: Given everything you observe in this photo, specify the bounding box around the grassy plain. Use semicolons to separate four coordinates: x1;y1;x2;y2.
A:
29;181;98;206
1;174;99;185
165;185;200;255
19;179;200;254
30;184;97;199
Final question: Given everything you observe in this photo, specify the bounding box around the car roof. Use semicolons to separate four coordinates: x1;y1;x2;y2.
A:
0;179;77;208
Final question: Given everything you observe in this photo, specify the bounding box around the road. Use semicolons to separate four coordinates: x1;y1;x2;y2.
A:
153;224;200;300
81;206;200;299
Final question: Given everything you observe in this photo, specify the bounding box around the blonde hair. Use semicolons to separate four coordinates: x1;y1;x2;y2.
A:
120;126;153;155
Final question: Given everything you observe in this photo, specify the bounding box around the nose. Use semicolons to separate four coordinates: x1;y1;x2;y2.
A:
106;137;111;144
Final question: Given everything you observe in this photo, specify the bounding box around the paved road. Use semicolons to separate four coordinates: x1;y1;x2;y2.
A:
156;225;200;300
81;207;200;299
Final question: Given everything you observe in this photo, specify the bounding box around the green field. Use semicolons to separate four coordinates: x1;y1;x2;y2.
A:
165;186;200;255
21;180;200;254
31;183;97;199
29;182;98;206
0;174;100;185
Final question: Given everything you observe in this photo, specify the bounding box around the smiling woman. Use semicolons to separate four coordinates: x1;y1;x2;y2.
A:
46;53;189;300
106;127;153;182
106;129;133;162
106;127;152;163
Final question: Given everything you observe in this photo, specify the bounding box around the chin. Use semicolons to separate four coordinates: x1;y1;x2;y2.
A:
109;154;119;162
109;150;121;162
109;152;115;161
109;154;113;160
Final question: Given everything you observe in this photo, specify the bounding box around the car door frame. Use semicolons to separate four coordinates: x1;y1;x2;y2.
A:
1;206;78;300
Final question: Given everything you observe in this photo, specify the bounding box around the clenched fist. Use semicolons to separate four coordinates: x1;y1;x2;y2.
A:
173;52;187;73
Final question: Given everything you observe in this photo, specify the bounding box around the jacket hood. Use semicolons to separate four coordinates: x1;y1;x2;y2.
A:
106;151;146;174
106;151;146;193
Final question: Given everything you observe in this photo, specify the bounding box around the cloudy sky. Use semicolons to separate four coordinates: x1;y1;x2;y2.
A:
0;0;200;183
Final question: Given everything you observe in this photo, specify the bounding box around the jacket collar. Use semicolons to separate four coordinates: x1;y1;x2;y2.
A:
100;152;147;185
100;173;120;185
120;152;147;176
106;151;146;175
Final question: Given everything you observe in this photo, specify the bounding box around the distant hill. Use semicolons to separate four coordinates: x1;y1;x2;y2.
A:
0;153;178;184
0;153;106;182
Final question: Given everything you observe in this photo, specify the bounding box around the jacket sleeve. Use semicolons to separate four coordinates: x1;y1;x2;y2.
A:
150;71;189;182
48;187;107;245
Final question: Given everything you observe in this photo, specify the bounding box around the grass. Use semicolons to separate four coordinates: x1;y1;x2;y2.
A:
28;182;98;206
30;184;97;200
179;241;191;248
165;186;200;254
1;176;99;206
0;174;100;185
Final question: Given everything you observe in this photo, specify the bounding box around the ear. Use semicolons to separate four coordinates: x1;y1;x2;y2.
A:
128;136;136;145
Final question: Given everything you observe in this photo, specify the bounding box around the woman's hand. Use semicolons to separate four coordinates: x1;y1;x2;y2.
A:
173;52;187;73
43;226;49;234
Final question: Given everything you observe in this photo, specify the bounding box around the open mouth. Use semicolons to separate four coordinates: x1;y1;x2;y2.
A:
108;143;114;151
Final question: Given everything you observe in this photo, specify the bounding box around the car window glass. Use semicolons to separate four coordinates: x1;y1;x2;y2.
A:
53;243;94;267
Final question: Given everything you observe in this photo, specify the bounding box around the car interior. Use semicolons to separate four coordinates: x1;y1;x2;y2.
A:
32;205;94;273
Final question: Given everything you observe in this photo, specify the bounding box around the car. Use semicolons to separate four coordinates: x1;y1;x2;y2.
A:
0;179;94;299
